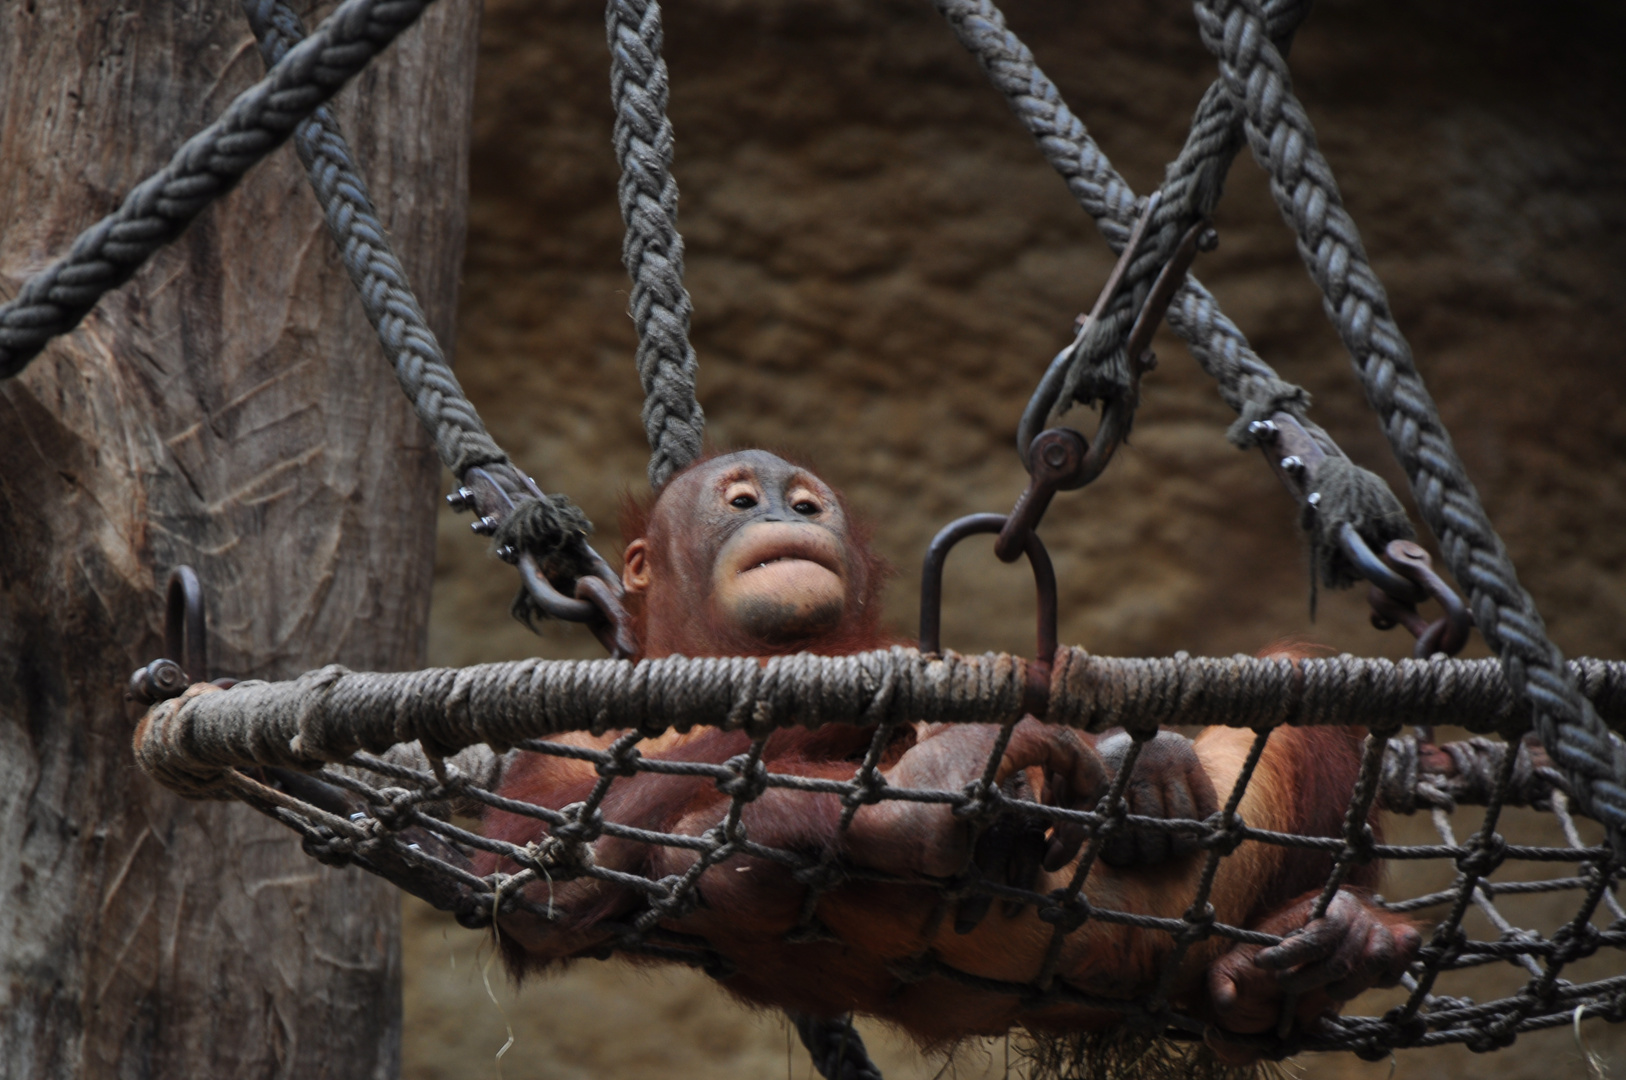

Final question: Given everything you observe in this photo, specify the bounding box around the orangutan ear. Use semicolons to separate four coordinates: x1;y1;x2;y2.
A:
622;538;651;594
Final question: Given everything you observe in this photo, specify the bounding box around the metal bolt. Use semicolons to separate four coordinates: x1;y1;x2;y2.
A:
127;658;189;704
1043;443;1069;469
446;487;475;512
1307;492;1321;507
1196;226;1219;253
1281;455;1305;475
1139;350;1158;373
471;515;499;536
1247;419;1278;441
495;544;517;563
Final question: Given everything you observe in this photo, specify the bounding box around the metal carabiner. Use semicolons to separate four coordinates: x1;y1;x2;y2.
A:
919;513;1057;718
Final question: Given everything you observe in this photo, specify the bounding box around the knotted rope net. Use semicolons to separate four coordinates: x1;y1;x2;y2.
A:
132;649;1626;1061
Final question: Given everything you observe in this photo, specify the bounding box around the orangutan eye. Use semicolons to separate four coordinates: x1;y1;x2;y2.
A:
792;500;820;516
730;494;758;509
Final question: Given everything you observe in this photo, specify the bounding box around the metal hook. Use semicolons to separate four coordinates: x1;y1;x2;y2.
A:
919;513;1057;718
128;565;208;703
1339;526;1474;658
165;565;207;682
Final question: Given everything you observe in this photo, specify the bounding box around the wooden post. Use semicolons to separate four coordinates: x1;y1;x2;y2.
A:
0;1;479;1075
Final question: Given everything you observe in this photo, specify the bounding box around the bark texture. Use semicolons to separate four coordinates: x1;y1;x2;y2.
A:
0;1;479;1076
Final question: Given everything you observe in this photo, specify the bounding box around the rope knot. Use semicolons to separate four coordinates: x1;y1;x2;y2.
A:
842;772;889;809
596;747;642;778
1038;891;1091;931
953;780;1001;823
555;801;606;844
301;830;355;868
1176;903;1216;945
717;753;769;801
499;495;599;628
1456;833;1507;879
1201;810;1247;856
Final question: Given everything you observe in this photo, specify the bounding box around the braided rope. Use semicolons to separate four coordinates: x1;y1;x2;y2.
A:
241;0;509;479
0;0;440;381
1191;0;1626;840
931;0;1324;451
607;0;706;489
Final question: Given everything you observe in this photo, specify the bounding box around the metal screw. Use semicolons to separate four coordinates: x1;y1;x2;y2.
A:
495;544;517;563
1307;492;1321;507
1248;419;1278;441
446;487;475;512
1281;455;1305;475
1196;226;1219;252
471;516;499;536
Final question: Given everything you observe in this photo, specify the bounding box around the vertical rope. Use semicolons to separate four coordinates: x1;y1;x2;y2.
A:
606;0;705;488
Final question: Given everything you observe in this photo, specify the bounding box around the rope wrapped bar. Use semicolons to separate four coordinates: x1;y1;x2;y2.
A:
134;649;1626;798
131;648;1626;1061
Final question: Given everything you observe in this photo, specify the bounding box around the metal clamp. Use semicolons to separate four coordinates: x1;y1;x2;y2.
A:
1245;411;1328;508
450;465;638;659
920;513;1057;718
1339;526;1474;658
1015;193;1216;477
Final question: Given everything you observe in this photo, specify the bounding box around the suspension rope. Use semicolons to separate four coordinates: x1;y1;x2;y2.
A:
239;0;602;600
607;0;706;488
931;0;1415;593
0;0;442;381
1190;0;1626;843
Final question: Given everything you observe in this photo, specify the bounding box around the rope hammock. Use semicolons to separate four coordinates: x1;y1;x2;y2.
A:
6;0;1624;1068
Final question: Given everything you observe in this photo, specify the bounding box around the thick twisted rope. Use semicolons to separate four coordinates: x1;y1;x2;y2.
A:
1191;0;1626;840
931;0;1318;446
0;0;440;381
132;649;1626;799
607;0;705;489
931;0;1418;597
241;0;600;596
241;0;508;479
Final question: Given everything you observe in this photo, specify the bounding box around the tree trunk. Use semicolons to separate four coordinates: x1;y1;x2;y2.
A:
0;1;479;1076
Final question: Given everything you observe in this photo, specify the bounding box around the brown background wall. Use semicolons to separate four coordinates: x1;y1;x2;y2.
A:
405;0;1626;1076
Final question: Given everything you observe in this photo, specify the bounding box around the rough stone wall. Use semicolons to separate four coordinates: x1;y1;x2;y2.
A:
407;0;1626;1077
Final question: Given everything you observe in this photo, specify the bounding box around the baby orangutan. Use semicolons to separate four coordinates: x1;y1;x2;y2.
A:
475;450;1419;1061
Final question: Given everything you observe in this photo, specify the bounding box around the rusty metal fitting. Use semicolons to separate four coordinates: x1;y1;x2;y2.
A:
920;512;1057;718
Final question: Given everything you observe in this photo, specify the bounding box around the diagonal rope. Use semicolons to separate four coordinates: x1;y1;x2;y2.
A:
239;0;601;598
1191;0;1626;844
0;0;442;381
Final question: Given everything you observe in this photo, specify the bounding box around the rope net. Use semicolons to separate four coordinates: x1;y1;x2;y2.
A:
132;650;1626;1062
